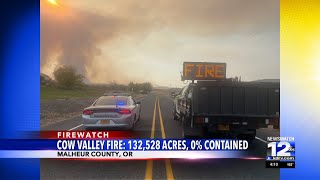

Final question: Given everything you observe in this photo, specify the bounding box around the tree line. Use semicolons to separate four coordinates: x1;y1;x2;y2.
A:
42;65;152;93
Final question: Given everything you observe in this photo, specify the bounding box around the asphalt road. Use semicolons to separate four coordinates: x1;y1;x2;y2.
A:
41;93;280;180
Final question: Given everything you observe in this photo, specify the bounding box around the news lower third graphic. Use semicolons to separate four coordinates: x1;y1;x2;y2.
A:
0;131;250;159
266;136;295;168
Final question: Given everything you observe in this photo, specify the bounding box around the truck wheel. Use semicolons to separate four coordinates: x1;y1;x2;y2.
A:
244;134;256;143
181;116;190;138
182;126;204;139
182;127;193;139
238;129;256;143
181;116;203;138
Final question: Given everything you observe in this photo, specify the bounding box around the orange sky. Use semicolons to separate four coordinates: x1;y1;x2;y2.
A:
41;0;279;87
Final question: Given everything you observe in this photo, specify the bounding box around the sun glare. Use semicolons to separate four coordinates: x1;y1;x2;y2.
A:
48;0;58;6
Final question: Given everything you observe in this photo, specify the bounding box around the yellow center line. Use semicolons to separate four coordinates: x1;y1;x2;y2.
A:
158;98;175;180
145;161;153;180
145;97;158;180
151;97;158;139
158;98;166;139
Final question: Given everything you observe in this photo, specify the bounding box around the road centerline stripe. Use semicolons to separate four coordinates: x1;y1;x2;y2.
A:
151;97;158;139
145;96;158;180
158;97;174;180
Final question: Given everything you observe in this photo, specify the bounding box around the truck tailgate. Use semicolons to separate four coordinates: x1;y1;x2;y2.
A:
192;81;280;117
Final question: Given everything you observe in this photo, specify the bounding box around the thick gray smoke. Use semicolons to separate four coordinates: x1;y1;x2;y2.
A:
41;2;128;81
41;0;279;84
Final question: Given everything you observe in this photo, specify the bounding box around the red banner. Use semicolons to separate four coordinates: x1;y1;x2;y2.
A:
40;131;135;139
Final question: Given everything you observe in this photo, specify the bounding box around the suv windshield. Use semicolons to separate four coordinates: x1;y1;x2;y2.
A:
94;96;128;106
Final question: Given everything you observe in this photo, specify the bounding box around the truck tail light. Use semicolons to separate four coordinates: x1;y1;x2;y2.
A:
83;110;94;115
195;117;205;124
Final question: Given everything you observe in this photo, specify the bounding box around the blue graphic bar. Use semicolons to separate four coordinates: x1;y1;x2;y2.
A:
0;139;249;151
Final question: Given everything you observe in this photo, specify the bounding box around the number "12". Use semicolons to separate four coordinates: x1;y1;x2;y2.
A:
268;142;291;156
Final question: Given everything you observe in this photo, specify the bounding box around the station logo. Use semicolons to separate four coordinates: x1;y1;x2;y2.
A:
266;136;295;168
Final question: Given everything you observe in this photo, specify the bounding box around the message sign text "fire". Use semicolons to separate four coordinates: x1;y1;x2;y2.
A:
183;62;226;80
